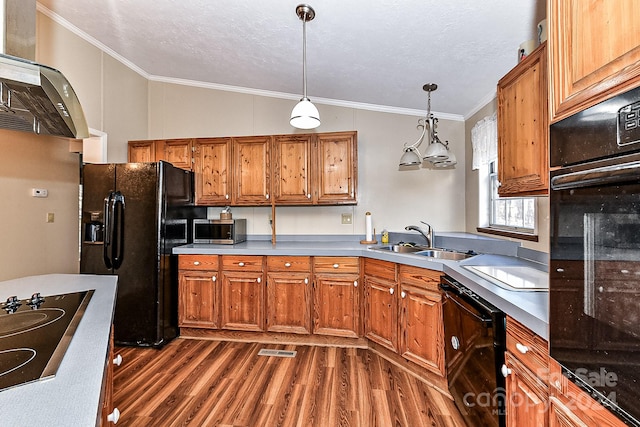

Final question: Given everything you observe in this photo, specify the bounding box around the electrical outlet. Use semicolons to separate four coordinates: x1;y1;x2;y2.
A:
341;213;352;224
46;212;55;223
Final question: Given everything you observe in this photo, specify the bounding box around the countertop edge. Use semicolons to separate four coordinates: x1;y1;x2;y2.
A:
0;274;118;426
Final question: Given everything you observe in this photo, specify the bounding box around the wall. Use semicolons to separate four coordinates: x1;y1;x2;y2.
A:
0;130;80;280
149;82;467;237
464;100;550;254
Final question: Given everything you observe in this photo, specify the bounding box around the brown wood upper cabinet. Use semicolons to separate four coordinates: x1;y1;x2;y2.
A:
193;138;232;205
548;0;640;123
131;131;357;206
272;131;357;205
232;136;271;205
497;42;549;196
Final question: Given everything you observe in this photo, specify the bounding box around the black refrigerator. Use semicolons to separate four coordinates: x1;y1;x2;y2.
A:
80;161;206;347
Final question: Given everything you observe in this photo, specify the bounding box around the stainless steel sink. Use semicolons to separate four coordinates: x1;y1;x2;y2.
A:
369;244;427;253
369;245;474;261
415;249;473;261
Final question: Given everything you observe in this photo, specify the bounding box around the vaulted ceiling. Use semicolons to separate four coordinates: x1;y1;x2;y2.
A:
37;0;544;119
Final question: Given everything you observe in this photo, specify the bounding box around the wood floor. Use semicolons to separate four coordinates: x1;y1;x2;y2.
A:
113;338;467;427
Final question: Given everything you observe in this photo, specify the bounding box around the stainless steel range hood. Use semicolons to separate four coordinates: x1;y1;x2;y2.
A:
0;0;89;139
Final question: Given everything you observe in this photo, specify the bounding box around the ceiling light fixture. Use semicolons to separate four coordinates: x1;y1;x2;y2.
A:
399;84;456;168
290;4;320;129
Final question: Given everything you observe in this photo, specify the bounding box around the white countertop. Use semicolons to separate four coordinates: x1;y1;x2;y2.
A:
0;274;117;427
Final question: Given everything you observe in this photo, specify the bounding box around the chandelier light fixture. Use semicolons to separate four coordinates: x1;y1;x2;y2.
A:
290;4;320;129
399;83;456;168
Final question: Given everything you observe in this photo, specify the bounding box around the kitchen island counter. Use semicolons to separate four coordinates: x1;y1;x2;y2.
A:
175;237;549;339
0;274;117;427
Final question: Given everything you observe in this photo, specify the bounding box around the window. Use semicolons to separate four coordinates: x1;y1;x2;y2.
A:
488;160;536;232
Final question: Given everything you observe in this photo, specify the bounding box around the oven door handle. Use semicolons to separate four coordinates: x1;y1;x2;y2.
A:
551;160;640;190
443;291;493;325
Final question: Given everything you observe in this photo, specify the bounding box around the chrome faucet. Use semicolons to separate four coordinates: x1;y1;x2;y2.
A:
405;221;435;247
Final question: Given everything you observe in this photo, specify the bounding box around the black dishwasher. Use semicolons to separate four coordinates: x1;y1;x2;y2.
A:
440;275;506;427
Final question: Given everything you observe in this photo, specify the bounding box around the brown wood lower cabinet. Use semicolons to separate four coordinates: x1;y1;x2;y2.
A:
265;256;312;334
398;265;445;376
220;255;265;332
548;359;626;427
312;257;360;338
363;259;398;351
178;255;219;328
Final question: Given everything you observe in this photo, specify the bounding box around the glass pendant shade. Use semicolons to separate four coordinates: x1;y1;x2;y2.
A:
290;98;320;129
433;151;457;167
423;141;449;161
399;147;422;166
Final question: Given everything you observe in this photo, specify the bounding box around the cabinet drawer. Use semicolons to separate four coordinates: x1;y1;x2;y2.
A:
506;316;549;382
363;258;397;281
179;255;218;271
221;255;263;271
398;265;441;292
267;256;311;272
313;257;359;274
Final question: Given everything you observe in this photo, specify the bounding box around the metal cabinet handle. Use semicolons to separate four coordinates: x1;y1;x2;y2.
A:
515;343;529;354
307;194;311;199
266;194;270;200
389;288;394;295
193;261;200;266
113;354;123;366
501;364;512;377
225;194;229;199
401;291;406;298
598;286;604;293
333;263;339;269
353;281;358;288
305;278;309;284
238;262;245;267
556;268;564;273
257;277;262;284
284;262;291;267
107;408;120;424
212;275;217;282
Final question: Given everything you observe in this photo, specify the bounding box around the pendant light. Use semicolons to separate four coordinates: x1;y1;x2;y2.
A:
398;83;456;168
290;4;320;129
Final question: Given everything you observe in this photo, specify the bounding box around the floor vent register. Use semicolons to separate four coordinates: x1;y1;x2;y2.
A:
257;349;297;358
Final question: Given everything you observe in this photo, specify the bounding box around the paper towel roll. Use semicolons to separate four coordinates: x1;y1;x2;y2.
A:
365;212;372;241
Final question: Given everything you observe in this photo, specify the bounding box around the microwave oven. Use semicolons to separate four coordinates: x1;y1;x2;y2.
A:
193;219;246;244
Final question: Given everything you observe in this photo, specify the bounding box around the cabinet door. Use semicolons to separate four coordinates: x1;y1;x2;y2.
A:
163;139;193;170
504;352;548;427
220;270;264;331
128;140;156;163
272;134;313;204
315;132;357;205
266;272;312;334
178;270;218;328
232;136;271;205
399;284;445;376
497;43;548;196
193;138;232;205
549;0;640;122
364;275;397;352
313;273;360;338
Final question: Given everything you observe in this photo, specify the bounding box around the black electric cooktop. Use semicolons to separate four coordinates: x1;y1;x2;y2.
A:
0;290;94;392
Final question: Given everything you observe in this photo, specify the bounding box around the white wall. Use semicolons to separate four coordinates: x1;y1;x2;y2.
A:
0;131;81;281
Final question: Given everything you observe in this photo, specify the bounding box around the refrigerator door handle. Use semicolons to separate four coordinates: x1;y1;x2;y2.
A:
103;191;115;269
112;191;126;269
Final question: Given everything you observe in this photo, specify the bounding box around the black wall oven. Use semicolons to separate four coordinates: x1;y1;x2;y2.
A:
550;85;640;427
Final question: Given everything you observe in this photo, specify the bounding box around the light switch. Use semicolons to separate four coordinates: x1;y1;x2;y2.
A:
46;212;55;223
341;213;352;224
